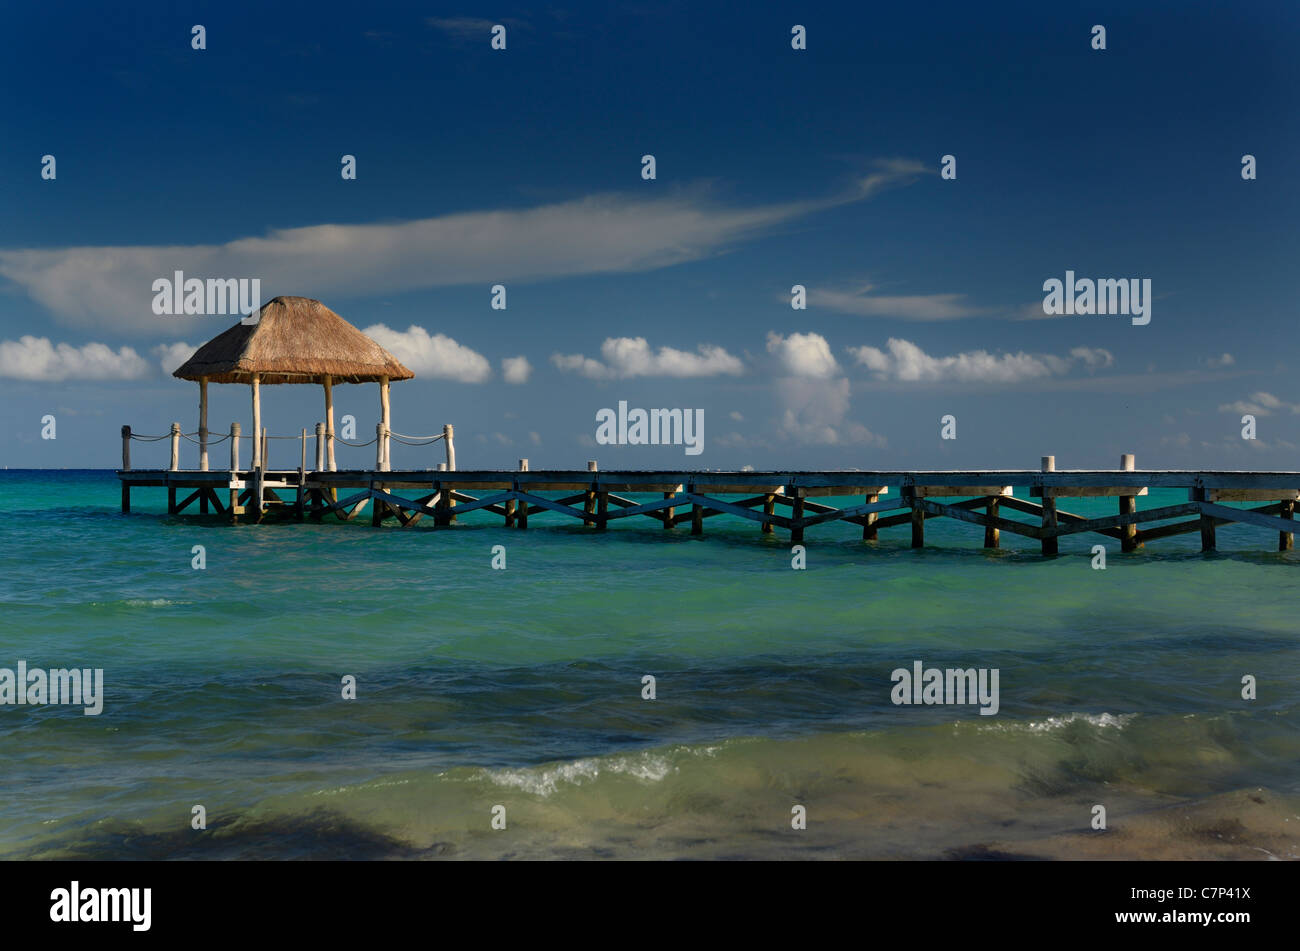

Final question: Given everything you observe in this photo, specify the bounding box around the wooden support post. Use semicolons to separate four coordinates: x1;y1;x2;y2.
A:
1195;488;1215;552
584;461;597;527
198;377;209;471
1119;453;1141;551
379;376;391;471
863;493;878;541
228;422;240;519
261;429;269;473
253;429;265;523
444;424;456;471
984;497;1000;549
322;376;336;471
909;489;924;548
169;422;181;471
1041;457;1058;555
762;494;776;535
120;424;131;511
297;428;307;520
691;502;703;535
504;498;517;527
663;491;676;529
791;491;805;544
250;374;262;469
168;484;177;513
597;491;609;531
1281;500;1294;552
376;423;385;471
315;423;325;472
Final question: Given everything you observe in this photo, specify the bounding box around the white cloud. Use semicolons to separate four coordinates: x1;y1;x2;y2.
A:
760;331;882;445
552;337;744;379
765;331;840;379
848;338;1114;384
812;284;985;321
153;341;198;376
1218;391;1300;416
1207;352;1235;368
0;162;926;333
0;336;149;381
362;324;491;383
501;355;532;384
774;376;883;446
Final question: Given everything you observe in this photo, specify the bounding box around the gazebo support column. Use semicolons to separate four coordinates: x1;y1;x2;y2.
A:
323;375;337;472
198;376;209;472
250;373;262;469
379;375;391;471
250;373;263;521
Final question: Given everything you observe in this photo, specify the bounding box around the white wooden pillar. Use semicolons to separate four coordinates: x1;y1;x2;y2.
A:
1040;455;1057;556
444;424;455;471
323;375;336;471
169;422;180;471
1119;453;1140;551
198;376;210;471
250;373;262;469
379;375;391;470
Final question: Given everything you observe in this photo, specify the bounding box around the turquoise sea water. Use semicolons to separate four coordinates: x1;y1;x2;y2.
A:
0;470;1297;859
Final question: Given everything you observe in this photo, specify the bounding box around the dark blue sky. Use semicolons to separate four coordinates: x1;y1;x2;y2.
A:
2;1;1297;470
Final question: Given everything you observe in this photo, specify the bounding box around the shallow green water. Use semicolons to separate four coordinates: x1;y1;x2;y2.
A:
0;471;1296;859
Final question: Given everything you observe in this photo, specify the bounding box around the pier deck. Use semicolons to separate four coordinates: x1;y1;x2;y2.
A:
116;464;1300;554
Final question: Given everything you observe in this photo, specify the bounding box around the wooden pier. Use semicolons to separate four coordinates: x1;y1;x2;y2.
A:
116;434;1299;553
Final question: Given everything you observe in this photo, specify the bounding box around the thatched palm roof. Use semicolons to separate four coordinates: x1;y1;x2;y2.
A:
172;296;414;385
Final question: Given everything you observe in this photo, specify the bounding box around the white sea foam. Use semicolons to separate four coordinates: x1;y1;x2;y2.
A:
482;750;679;797
969;712;1138;735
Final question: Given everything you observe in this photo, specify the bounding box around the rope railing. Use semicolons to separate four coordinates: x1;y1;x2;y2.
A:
121;421;455;474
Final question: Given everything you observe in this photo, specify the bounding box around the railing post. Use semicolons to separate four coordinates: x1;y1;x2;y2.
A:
120;425;131;512
584;460;598;527
315;423;325;472
376;423;386;471
169;422;181;471
1040;456;1057;556
228;422;241;522
517;459;529;529
1119;453;1140;552
444;424;455;471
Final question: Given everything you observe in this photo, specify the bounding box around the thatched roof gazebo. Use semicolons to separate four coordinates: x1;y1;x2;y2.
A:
173;296;413;471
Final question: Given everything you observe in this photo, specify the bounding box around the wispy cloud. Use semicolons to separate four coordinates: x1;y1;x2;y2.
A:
0;163;926;333
1218;391;1300;416
552;337;744;379
848;338;1114;384
426;17;520;39
0;336;149;381
362;324;491;383
812;283;986;321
